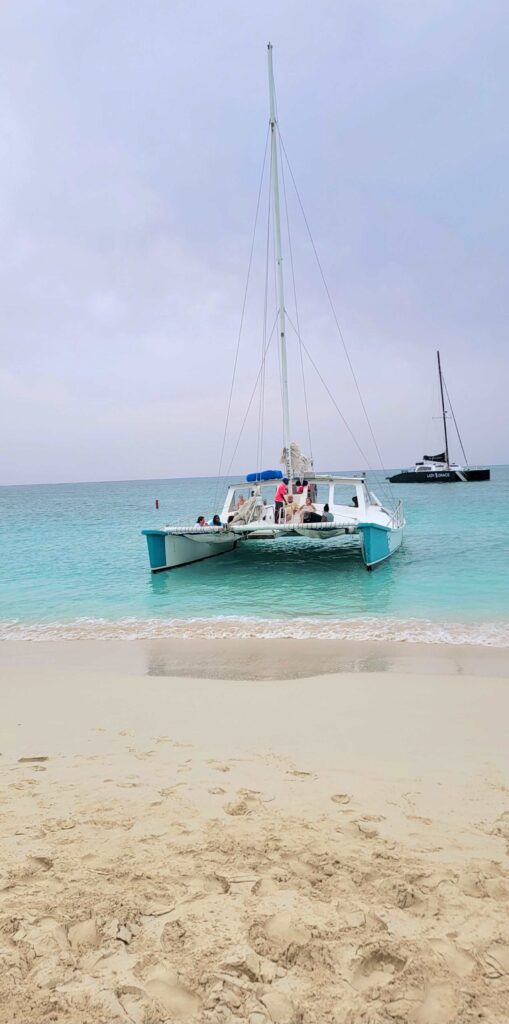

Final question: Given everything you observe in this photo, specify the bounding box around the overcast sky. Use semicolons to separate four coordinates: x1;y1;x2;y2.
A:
1;0;507;484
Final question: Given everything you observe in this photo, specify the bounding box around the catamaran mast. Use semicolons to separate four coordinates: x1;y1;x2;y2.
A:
267;43;292;482
437;349;450;467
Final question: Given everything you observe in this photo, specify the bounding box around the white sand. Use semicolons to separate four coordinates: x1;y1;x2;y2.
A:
1;639;509;1023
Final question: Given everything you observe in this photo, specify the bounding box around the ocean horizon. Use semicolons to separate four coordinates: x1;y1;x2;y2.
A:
1;467;508;646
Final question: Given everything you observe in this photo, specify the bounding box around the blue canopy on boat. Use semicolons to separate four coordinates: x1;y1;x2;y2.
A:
245;469;282;483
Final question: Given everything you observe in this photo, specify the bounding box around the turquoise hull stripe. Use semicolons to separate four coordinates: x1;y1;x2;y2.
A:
358;522;392;568
141;529;167;570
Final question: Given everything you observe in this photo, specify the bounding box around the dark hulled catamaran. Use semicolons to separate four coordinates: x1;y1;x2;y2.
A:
388;352;490;484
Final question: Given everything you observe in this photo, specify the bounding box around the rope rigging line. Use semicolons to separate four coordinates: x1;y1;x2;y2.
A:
225;313;279;478
214;127;270;507
278;132;394;491
285;311;396;504
284;313;373;471
278;131;314;465
443;377;469;465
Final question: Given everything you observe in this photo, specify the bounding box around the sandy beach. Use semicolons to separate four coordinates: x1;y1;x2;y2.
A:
1;639;509;1024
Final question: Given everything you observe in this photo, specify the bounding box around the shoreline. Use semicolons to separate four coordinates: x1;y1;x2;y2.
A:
1;635;509;680
2;615;509;648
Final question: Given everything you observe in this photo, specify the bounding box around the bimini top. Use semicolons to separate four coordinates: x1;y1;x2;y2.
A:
246;469;283;482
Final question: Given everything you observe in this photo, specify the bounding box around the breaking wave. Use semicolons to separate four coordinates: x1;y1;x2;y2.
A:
1;616;509;646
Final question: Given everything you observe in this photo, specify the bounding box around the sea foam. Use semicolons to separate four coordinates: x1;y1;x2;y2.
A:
1;616;508;646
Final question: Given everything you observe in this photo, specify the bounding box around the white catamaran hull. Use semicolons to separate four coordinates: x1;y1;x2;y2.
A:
142;529;237;572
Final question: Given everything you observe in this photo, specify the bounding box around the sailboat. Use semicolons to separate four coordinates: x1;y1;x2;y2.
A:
388;351;490;483
142;45;405;572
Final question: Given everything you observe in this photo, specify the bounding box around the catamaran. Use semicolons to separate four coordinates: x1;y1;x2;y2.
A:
388;351;490;483
143;45;405;572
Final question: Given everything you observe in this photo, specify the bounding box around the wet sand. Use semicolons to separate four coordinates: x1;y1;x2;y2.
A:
1;639;509;1023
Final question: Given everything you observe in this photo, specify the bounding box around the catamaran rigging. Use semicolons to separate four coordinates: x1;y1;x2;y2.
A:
142;45;406;571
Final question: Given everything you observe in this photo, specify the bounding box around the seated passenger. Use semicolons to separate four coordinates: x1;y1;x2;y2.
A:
322;503;334;522
196;516;206;527
284;495;297;522
297;478;307;494
351;495;358;507
299;495;322;523
236;494;246;509
209;514;223;526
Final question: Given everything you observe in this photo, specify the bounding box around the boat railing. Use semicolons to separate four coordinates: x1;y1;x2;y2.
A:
387;500;404;528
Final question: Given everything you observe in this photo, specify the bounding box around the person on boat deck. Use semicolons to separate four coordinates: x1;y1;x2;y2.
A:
322;503;333;522
297;478;307;494
351;495;358;507
209;514;223;526
299;495;322;524
284;494;297;522
236;494;246;508
196;516;206;527
274;477;288;523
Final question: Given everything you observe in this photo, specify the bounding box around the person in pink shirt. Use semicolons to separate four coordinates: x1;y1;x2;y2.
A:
274;478;288;523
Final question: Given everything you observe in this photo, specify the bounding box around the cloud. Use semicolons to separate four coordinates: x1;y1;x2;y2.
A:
0;0;507;483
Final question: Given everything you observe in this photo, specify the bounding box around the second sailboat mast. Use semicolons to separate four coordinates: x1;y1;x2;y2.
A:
267;43;292;481
437;350;450;467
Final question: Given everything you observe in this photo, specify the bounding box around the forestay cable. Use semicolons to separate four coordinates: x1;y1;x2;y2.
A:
225;314;279;478
285;313;373;471
214;128;270;506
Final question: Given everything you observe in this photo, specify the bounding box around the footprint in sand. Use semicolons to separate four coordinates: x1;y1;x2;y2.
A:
355;820;379;838
144;967;200;1020
202;873;230;894
224;798;252;816
429;938;474;977
224;790;262;816
261;990;296;1023
68;918;99;950
257;910;311;953
207;760;231;773
492;810;509;839
411;982;456;1024
352;946;406;992
26;855;53;875
18;756;49;763
252;876;281;896
482;942;509;978
208;786;226;795
330;793;351;805
117;986;152;1022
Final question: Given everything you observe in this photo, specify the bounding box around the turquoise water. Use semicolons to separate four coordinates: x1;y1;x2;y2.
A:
1;468;508;644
